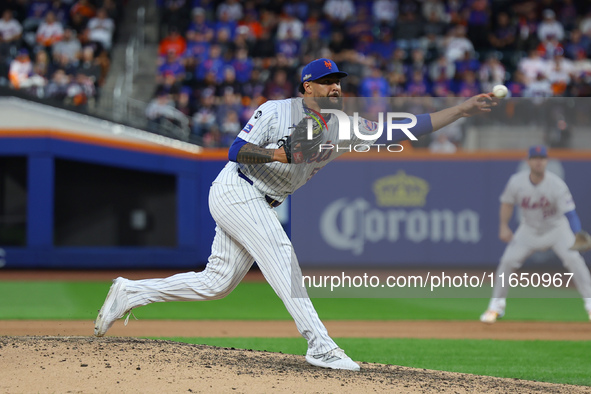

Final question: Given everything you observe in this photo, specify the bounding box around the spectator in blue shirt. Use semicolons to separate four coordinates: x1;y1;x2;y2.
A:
455;50;481;76
184;29;210;73
369;29;397;65
283;0;308;21
187;7;214;40
194;44;224;82
465;0;491;48
345;6;372;45
354;33;373;57
506;70;527;97
564;29;590;60
213;10;236;40
157;50;185;84
431;73;454;97
275;29;300;62
406;69;431;97
455;70;481;97
231;48;253;84
360;66;389;97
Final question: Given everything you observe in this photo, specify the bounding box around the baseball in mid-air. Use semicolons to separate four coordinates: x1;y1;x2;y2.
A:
492;84;509;98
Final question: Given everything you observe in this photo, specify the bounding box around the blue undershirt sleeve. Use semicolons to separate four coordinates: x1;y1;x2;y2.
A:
389;113;433;142
565;209;582;233
228;137;248;162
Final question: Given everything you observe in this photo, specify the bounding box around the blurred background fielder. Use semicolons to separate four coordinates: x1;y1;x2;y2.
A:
481;145;591;323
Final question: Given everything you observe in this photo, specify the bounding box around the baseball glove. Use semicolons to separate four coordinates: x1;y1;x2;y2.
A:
278;116;324;164
570;230;591;252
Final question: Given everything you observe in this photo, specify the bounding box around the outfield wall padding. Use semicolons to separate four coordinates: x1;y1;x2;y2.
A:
1;131;589;269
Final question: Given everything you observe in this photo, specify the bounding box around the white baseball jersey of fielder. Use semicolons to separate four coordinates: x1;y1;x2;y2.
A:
120;97;381;357
500;170;575;234
487;169;591;314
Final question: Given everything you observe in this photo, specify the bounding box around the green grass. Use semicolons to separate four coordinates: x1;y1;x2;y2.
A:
0;281;589;321
1;280;590;386
157;337;591;386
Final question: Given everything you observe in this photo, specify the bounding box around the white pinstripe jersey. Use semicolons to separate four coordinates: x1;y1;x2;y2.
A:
236;98;379;201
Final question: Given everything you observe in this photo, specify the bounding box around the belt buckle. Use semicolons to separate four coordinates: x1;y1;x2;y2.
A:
265;195;281;207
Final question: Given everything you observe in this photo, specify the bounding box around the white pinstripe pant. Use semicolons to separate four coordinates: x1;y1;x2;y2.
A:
125;164;338;355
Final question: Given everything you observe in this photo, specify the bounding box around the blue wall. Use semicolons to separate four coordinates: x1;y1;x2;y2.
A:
2;135;590;270
0;137;225;269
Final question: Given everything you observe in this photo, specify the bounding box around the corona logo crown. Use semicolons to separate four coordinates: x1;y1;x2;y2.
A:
372;170;429;207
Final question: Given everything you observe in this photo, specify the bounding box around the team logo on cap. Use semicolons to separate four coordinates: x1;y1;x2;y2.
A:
324;60;332;69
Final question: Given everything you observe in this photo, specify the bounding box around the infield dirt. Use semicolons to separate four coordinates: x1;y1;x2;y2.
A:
2;336;591;393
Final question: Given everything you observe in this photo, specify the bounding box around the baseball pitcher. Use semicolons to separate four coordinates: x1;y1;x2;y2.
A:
95;58;495;370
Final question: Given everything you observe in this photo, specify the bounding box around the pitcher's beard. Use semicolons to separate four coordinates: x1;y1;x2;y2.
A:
314;95;343;110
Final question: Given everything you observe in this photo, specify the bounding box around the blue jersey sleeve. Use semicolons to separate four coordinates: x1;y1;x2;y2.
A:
389;113;433;142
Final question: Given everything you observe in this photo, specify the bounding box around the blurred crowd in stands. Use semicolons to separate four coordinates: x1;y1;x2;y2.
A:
0;0;122;109
151;0;591;148
2;1;591;149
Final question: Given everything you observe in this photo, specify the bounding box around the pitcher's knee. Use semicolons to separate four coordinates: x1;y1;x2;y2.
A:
194;268;240;300
210;282;236;299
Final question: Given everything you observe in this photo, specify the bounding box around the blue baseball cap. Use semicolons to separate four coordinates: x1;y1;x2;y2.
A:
528;145;548;158
299;58;348;93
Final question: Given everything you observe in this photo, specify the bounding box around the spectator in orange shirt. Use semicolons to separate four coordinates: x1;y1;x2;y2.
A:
238;10;263;40
158;27;187;57
70;0;96;21
70;0;96;35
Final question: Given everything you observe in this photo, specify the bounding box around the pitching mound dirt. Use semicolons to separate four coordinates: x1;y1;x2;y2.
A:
1;336;589;393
